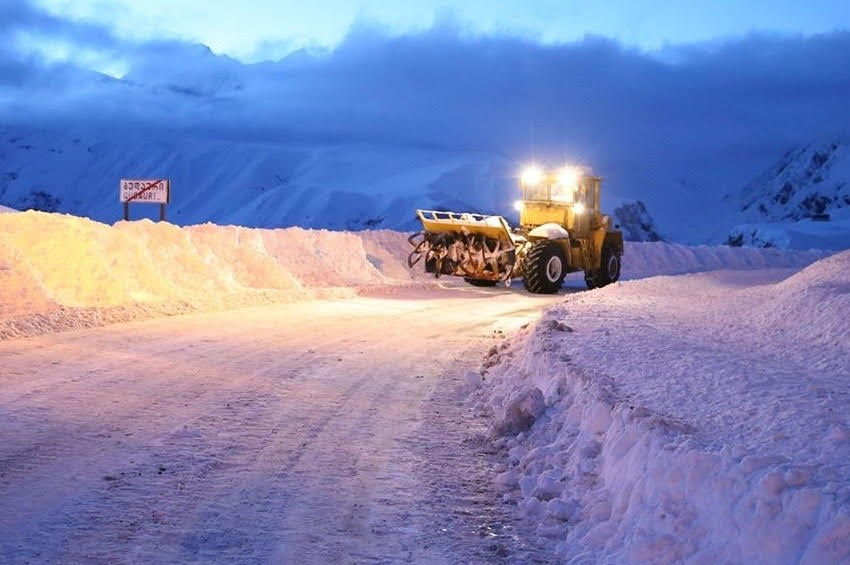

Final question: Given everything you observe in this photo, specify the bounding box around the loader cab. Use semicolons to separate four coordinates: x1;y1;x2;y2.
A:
517;166;601;235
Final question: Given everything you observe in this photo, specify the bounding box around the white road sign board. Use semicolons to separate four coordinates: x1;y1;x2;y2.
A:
120;179;170;204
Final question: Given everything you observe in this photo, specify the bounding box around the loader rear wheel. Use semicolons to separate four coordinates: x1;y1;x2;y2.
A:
585;245;621;289
464;278;497;287
522;241;566;294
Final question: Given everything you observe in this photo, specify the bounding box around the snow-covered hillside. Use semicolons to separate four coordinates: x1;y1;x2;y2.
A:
0;125;519;232
726;139;850;249
738;140;850;221
0;124;677;241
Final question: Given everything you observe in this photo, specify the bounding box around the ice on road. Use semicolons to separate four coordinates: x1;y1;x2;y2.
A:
0;287;559;564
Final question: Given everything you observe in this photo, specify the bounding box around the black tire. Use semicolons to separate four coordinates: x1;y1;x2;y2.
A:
522;241;567;294
464;278;498;287
585;245;621;289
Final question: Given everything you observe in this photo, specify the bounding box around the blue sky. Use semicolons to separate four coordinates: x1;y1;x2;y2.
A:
32;0;850;62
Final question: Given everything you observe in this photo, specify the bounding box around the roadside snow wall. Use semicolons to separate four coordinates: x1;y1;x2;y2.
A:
0;211;415;339
0;211;828;340
479;251;850;564
621;241;828;280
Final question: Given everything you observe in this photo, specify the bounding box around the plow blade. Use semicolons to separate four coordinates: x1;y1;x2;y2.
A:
408;210;517;283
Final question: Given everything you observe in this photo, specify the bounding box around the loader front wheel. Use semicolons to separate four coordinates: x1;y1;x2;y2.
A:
522;241;566;294
464;278;497;287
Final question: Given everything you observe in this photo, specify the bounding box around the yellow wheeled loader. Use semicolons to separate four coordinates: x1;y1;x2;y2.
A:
407;165;623;293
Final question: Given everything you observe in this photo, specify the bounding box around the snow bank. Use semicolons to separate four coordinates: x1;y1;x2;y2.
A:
479;253;850;563
620;240;827;280
757;249;850;349
0;211;415;339
0;211;829;341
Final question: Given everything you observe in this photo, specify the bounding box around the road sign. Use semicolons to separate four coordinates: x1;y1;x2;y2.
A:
120;179;170;204
120;179;170;221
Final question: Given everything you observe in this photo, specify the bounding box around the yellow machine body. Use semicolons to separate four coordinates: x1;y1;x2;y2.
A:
416;210;514;244
408;167;624;293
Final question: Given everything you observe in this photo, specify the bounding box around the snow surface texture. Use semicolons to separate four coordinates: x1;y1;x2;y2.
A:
479;254;850;563
727;139;850;249
0;291;554;563
0;211;417;339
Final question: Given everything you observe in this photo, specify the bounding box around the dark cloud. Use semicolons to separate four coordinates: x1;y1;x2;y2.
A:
0;1;121;47
1;0;849;233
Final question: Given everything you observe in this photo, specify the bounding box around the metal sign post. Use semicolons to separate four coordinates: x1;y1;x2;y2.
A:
120;179;171;221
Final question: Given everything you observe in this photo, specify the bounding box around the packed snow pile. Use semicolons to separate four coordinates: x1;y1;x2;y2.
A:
0;210;829;339
0;211;416;339
619;240;826;280
760;249;850;349
478;254;850;563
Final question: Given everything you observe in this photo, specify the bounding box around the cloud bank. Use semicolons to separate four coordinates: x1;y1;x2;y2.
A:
2;1;849;213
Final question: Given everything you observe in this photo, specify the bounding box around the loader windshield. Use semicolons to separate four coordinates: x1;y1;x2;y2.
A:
523;180;575;203
523;182;550;201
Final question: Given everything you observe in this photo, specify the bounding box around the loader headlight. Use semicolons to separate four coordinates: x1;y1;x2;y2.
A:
520;165;543;186
573;202;586;214
513;200;524;211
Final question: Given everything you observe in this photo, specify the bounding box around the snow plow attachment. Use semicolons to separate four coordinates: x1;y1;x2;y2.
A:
408;210;517;283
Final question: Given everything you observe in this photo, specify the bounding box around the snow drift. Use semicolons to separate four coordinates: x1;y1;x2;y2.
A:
0;210;829;340
619;241;826;280
479;252;850;563
0;211;415;339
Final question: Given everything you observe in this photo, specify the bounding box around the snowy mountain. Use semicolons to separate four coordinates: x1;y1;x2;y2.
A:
0;125;523;232
0;124;660;234
737;140;850;221
611;200;663;241
726;140;850;249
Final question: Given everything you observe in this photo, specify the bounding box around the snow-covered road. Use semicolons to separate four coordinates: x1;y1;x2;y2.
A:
0;287;559;564
2;211;842;563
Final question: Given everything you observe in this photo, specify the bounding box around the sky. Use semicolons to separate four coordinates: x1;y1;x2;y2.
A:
29;0;850;62
2;0;850;230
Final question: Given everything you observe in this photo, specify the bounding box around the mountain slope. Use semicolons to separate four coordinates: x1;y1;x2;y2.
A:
726;140;850;249
0;124;669;237
737;140;850;221
0;125;520;231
